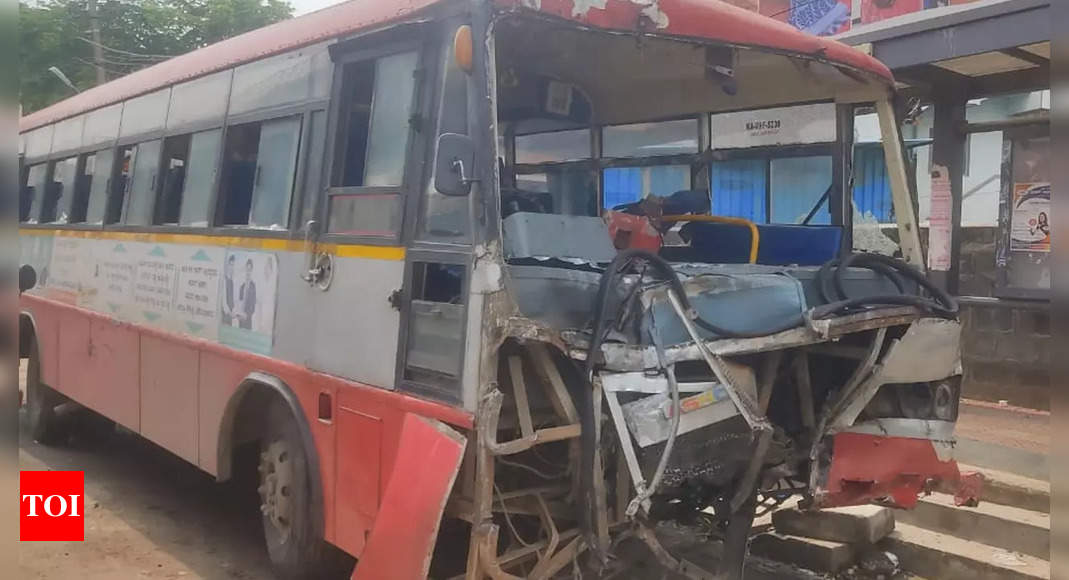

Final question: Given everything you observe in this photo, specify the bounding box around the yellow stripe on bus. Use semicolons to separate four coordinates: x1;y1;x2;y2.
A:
19;228;406;261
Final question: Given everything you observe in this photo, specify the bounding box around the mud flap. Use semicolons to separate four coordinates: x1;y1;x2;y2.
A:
351;413;467;580
811;432;981;510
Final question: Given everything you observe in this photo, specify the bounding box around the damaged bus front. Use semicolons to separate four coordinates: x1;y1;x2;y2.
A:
434;1;980;578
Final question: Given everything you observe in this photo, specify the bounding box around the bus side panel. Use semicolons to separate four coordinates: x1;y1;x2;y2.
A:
141;334;199;465
56;309;92;407
28;302;60;388
88;318;140;431
334;399;382;557
197;351;248;476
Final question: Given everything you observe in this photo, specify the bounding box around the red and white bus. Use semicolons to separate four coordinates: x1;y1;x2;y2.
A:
19;0;977;577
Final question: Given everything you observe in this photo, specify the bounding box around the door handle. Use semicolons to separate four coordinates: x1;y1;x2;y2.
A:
301;219;319;283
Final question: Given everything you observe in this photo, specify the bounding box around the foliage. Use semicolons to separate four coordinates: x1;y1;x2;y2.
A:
19;0;294;113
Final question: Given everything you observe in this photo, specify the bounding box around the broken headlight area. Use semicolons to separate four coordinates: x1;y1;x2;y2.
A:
860;378;962;423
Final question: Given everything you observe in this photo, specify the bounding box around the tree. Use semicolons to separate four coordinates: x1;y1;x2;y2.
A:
19;0;294;113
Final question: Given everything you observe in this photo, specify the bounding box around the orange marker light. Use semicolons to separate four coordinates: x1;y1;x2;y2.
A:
454;25;473;73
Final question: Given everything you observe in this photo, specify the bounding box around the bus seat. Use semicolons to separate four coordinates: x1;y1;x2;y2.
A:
683;221;842;266
503;211;617;264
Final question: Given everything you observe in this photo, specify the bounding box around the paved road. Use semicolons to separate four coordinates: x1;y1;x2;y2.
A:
18;420;282;580
18;357;283;580
953;399;1049;480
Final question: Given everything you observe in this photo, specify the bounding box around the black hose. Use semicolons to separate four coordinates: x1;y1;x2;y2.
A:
811;252;958;320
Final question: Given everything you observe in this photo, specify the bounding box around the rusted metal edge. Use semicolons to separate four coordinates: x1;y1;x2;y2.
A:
570;306;924;372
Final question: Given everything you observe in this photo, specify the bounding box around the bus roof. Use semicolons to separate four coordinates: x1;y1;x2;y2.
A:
20;0;893;133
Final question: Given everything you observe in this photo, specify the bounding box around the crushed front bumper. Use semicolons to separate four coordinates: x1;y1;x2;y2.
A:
811;432;982;509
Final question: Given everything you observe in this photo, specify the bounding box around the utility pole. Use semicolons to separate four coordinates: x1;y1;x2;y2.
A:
87;0;106;85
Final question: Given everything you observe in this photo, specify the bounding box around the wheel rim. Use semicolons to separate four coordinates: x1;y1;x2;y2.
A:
258;439;296;542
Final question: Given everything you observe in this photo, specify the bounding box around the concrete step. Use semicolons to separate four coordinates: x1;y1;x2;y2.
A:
895;493;1049;559
772;504;895;545
749;532;854;574
881;522;1050;580
946;463;1049;513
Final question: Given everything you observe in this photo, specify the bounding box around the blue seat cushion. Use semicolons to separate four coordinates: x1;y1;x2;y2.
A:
682;222;843;266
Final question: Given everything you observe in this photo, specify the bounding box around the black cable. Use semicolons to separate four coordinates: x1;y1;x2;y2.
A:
811;253;958;320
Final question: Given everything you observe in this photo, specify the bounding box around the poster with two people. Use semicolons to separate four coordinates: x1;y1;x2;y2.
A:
219;249;278;354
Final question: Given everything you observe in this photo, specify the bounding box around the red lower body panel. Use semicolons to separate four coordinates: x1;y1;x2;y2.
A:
351;413;466;580
814;432;982;509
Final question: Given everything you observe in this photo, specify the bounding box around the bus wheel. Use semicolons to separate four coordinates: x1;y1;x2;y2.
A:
257;401;325;579
25;342;64;445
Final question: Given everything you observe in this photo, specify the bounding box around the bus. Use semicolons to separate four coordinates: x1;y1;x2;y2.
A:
18;0;977;577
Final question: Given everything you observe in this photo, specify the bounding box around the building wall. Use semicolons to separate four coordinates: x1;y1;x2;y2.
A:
959;298;1050;410
855;97;1050;410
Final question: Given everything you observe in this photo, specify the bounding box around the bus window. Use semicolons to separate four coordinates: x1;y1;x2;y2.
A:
601;120;697;209
86;149;116;224
219;117;301;229
296;111;327;229
40;157;78;223
404;262;466;392
420;30;470;241
514;129;590;164
20;163;48;223
335;59;374;187
512;129;595;216
124;139;163;226
178;129;223;227
106;145;136;224
711;158;767;222
709;155;833;225
602;119;698;158
364;52;418;187
603;166;691;210
511;168;597;216
67;153;96;223
250;117;301;228
327;51;418;236
155;134;191;225
769;155;832;224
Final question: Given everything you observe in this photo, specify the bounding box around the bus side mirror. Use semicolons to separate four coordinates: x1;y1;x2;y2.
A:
434;133;477;196
19;264;36;293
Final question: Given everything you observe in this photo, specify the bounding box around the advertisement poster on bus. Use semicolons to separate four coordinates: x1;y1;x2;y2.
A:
218;250;278;355
133;244;178;325
92;239;137;319
174;246;225;340
1010;182;1051;252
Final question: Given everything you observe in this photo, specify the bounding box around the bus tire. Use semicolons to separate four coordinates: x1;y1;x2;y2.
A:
258;399;326;580
25;342;64;445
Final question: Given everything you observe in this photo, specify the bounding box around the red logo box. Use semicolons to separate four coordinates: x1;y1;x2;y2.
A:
20;471;85;541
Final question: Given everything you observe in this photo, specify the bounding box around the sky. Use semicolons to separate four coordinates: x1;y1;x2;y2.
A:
289;0;346;16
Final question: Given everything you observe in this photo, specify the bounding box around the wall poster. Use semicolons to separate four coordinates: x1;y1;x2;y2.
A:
1010;182;1051;253
759;0;851;36
927;165;952;270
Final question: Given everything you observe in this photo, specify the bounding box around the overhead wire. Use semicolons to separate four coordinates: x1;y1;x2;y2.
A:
77;36;172;60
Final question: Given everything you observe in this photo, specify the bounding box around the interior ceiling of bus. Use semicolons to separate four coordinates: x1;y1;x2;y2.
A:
494;16;887;125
